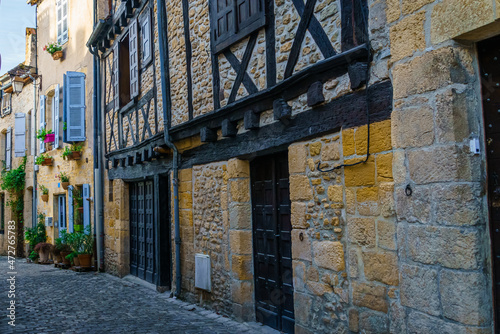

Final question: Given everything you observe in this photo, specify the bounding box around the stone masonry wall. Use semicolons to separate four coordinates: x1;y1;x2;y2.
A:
387;0;494;332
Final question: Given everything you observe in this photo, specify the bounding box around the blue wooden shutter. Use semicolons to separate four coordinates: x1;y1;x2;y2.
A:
40;95;46;153
83;184;90;232
64;72;86;142
14;113;26;157
129;19;139;99
53;84;60;149
5;127;11;171
58;195;66;238
68;185;74;233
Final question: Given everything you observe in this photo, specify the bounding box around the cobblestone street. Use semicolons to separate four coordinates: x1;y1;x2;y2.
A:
0;257;277;333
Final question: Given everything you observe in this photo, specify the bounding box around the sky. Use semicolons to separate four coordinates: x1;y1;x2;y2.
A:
0;0;36;75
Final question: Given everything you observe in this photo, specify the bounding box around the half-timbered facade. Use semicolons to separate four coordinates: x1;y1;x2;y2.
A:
89;0;498;333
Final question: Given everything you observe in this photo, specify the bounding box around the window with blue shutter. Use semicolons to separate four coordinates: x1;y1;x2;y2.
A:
83;184;90;233
140;9;152;65
58;195;66;238
5;127;11;171
40;95;46;153
63;72;86;142
67;185;74;233
53;85;60;149
14;113;26;157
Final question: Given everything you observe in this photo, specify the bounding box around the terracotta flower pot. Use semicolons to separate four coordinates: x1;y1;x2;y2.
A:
71;151;82;160
62;182;69;190
61;251;71;265
41;158;53;166
78;254;92;268
73;256;80;267
41;194;49;202
52;50;63;60
44;133;55;143
39;249;49;263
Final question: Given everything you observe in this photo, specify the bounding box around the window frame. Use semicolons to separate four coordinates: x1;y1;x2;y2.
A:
210;0;267;54
1;92;12;117
56;0;69;45
139;8;153;67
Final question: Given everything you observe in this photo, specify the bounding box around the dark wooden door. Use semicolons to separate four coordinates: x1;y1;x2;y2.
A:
479;35;500;328
251;153;294;333
130;181;156;283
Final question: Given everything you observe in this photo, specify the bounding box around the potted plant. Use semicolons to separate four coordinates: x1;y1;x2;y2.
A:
59;172;70;190
52;236;71;263
62;143;83;160
78;226;94;268
43;41;63;60
35;154;53;166
24;217;47;261
59;230;72;266
37;128;55;143
73;187;84;214
34;242;53;263
66;231;84;267
39;185;49;202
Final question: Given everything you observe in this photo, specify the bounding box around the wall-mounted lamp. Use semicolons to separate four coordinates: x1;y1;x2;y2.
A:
10;76;24;96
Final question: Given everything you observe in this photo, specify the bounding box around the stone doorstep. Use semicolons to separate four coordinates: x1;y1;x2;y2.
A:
109;273;279;333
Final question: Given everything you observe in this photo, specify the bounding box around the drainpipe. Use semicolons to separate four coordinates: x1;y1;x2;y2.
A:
157;0;181;297
90;0;105;271
32;5;38;229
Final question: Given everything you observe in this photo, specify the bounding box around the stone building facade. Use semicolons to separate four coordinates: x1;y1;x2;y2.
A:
29;0;95;245
89;0;499;333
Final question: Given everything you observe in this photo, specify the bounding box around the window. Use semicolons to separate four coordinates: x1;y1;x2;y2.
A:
56;0;69;44
39;95;46;153
63;72;86;142
1;92;12;116
4;127;11;171
52;85;61;149
113;19;140;109
140;9;152;65
211;0;266;53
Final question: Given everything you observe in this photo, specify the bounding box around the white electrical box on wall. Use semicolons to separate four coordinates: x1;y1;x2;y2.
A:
470;137;481;155
45;217;52;227
195;253;211;292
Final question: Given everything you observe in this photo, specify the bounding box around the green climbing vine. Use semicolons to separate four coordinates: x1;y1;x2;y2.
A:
1;157;27;232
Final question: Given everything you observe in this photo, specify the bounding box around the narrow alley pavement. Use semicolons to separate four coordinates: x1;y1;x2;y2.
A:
0;257;277;333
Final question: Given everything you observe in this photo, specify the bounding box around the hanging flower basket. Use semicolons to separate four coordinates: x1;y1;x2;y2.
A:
41;194;49;202
70;151;82;160
52;50;63;60
44;133;55;143
61;182;70;190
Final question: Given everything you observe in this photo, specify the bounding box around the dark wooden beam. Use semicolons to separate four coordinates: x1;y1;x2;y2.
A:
244;110;260;130
221;119;237;137
182;0;194;120
126;155;134;166
307;81;325;106
134;151;143;165
341;0;368;51
348;62;368;90
228;32;258;104
200;127;217;142
273;98;292;122
180;80;392;168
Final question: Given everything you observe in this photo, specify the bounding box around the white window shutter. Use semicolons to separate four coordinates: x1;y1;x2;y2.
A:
113;43;120;109
53;84;60;149
129;19;139;99
57;0;68;44
14;113;26;157
141;10;152;64
31;110;35;156
6;127;11;171
40;95;46;153
65;72;86;142
83;184;90;232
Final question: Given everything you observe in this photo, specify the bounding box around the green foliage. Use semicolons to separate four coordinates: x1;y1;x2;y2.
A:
63;226;93;255
1;157;26;225
39;185;48;195
63;122;67;131
28;251;38;261
36;128;53;141
25;222;47;252
59;172;69;183
81;225;94;255
35;154;52;165
1;157;26;193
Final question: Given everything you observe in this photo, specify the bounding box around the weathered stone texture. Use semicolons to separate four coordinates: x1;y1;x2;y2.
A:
400;264;440;316
352;282;388;313
389;11;426;62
